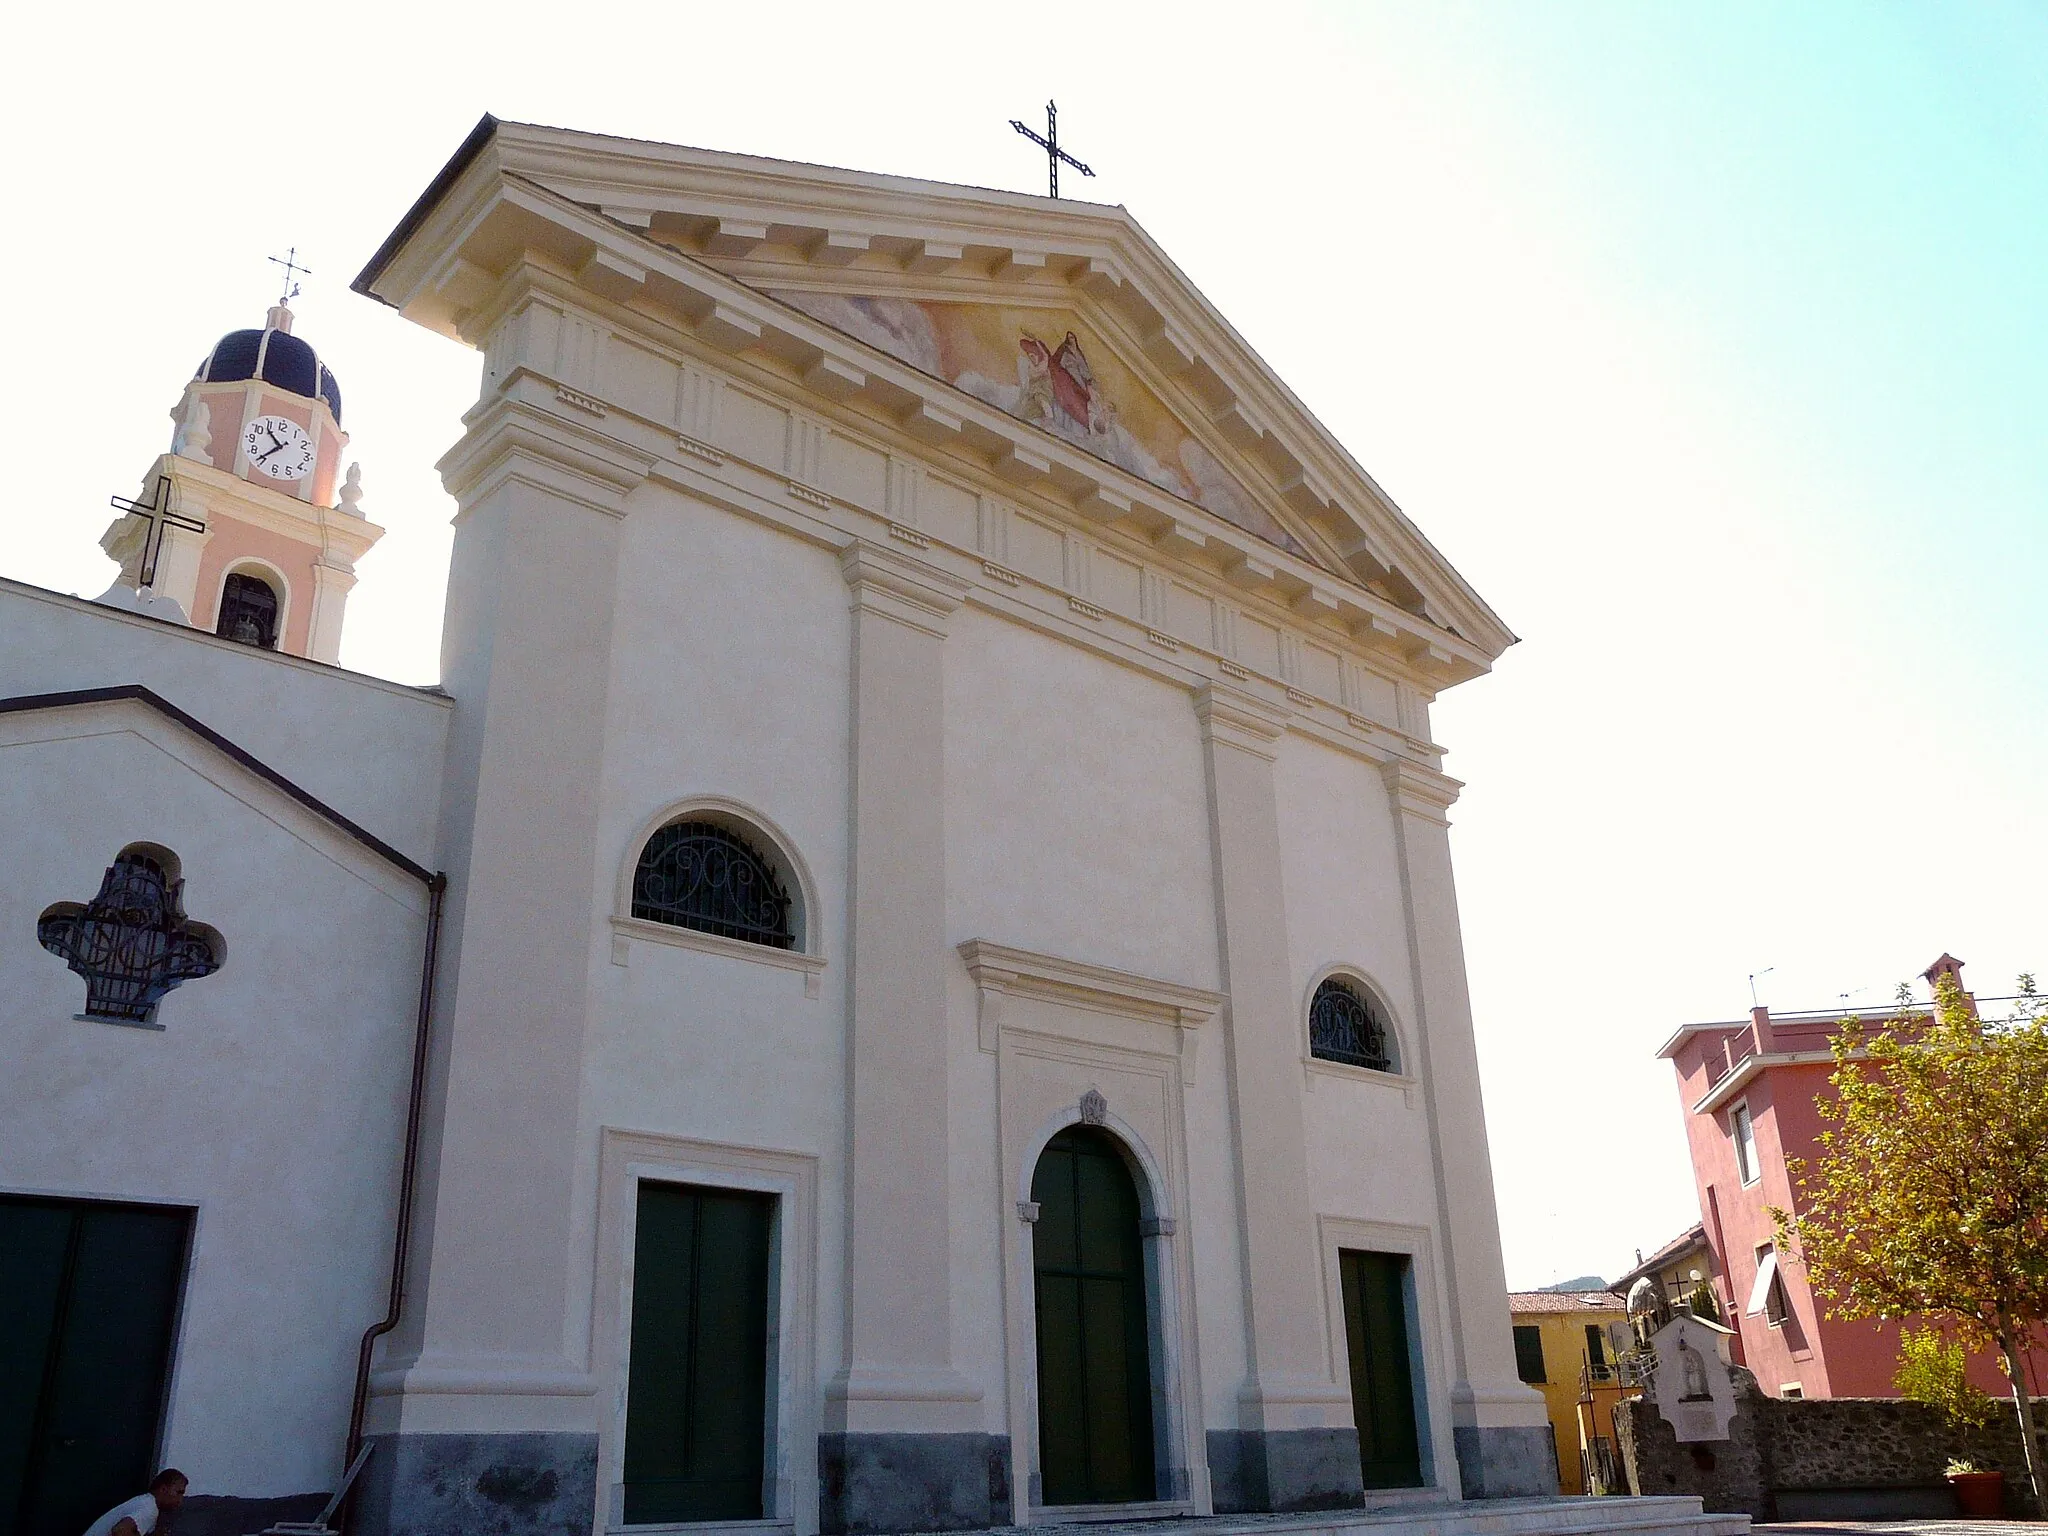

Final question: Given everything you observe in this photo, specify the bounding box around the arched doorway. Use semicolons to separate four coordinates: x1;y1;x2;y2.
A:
1030;1125;1156;1506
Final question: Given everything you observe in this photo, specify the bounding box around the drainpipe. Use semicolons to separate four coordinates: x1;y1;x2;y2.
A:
344;871;448;1513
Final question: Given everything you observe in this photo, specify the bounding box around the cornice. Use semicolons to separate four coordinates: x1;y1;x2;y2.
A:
356;123;1512;669
957;939;1225;1030
475;121;1516;657
427;253;1474;747
1691;1050;1851;1116
144;454;385;562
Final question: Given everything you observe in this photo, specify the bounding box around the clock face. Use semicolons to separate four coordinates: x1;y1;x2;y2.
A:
241;414;315;482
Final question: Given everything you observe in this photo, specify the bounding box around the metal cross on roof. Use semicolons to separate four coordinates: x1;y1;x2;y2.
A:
1010;100;1094;200
268;246;312;306
110;475;207;589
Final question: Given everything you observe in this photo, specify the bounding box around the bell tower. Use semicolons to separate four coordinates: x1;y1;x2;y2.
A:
98;299;384;663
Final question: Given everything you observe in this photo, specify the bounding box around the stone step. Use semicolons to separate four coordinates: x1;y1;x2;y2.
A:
1007;1497;1749;1536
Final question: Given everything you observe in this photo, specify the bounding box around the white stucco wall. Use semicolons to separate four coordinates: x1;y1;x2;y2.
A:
0;713;434;1497
0;585;450;1498
0;579;451;862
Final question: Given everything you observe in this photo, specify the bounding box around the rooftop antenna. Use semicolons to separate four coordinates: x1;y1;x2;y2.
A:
1010;100;1094;200
1748;967;1774;1009
268;246;312;307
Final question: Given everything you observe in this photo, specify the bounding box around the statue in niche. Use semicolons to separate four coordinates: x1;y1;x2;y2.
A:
1678;1334;1713;1402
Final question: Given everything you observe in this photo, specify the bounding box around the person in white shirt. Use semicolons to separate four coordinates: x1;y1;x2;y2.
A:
81;1469;186;1536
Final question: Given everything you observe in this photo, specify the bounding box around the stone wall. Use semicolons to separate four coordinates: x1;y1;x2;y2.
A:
1616;1367;2045;1519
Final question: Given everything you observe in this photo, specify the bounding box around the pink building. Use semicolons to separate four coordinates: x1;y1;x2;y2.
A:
1655;954;2047;1401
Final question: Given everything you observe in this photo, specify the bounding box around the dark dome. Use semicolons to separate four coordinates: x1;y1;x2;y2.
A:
194;311;342;425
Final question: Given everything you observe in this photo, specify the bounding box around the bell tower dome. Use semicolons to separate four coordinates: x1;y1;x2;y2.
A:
98;298;384;663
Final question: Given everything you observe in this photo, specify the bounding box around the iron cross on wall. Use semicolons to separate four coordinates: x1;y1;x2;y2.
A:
1010;100;1094;200
109;476;206;589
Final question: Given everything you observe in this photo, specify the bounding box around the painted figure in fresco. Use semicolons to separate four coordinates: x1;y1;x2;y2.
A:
1677;1333;1713;1402
1016;335;1057;428
1050;331;1103;433
1018;330;1111;440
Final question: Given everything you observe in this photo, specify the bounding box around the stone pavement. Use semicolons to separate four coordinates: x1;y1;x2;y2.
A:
1756;1524;2043;1535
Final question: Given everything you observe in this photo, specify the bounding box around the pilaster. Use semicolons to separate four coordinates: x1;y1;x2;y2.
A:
1379;757;1553;1497
305;554;358;665
356;396;650;1535
1195;682;1364;1513
826;540;996;1533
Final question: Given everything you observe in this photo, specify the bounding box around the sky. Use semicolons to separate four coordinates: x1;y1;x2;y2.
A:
5;2;2043;1288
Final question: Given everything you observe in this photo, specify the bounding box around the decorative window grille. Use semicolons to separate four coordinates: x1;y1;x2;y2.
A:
632;821;795;950
217;572;279;649
1309;977;1393;1072
38;849;224;1023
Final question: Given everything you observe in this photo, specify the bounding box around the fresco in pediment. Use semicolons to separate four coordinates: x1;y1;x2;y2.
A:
771;292;1305;557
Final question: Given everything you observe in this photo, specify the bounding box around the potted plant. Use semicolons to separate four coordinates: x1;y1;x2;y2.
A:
1946;1458;2007;1518
1895;1328;2006;1517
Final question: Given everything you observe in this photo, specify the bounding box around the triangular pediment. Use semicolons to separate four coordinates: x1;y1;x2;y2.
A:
356;117;1515;663
766;289;1314;560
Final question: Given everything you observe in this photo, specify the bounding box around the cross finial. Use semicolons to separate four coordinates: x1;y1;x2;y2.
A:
1010;99;1094;200
268;246;312;306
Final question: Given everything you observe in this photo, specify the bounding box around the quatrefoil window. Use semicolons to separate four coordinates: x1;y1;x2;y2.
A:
38;846;225;1025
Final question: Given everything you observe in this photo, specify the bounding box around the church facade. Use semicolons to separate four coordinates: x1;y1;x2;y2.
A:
1;118;1550;1535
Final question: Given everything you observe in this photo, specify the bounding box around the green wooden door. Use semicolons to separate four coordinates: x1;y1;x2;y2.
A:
1339;1250;1423;1489
1031;1127;1155;1506
1;1197;190;1536
624;1182;774;1524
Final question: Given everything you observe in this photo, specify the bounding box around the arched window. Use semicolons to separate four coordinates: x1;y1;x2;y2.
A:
632;820;796;950
217;571;280;649
38;844;225;1023
1309;977;1395;1073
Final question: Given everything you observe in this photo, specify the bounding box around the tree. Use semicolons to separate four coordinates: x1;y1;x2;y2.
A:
1894;1323;1996;1433
1772;976;2048;1515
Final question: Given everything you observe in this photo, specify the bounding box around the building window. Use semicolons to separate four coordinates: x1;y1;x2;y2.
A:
1731;1102;1759;1185
1584;1323;1608;1369
38;846;225;1024
1309;978;1394;1072
632;820;795;950
1513;1325;1546;1384
1751;1243;1789;1327
217;572;280;649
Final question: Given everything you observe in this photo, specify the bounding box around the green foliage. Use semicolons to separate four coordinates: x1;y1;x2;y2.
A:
1895;1324;1996;1431
1769;976;2048;1351
1685;1280;1720;1322
1771;974;2048;1512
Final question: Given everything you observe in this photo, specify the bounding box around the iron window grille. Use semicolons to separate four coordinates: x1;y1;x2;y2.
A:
1309;977;1393;1072
38;850;224;1023
632;821;795;950
217;572;279;649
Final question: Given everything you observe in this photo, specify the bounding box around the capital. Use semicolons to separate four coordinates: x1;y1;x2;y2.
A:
840;540;970;638
1193;679;1289;759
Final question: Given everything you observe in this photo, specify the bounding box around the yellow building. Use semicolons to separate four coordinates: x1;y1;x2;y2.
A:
1507;1290;1631;1494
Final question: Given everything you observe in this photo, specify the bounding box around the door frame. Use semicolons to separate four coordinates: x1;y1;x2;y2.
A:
1314;1218;1455;1493
1010;1100;1194;1523
593;1132;818;1536
0;1189;198;1529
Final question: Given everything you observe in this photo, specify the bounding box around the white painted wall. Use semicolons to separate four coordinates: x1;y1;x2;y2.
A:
0;579;451;862
576;484;855;1432
0;587;448;1498
0;713;434;1497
